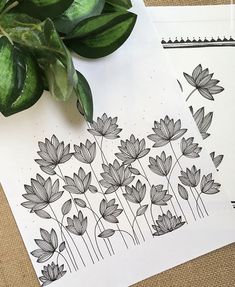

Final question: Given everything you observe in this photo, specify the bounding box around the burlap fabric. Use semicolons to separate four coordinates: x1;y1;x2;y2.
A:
0;1;234;286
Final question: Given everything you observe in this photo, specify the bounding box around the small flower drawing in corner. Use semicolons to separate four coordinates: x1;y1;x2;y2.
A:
184;64;224;101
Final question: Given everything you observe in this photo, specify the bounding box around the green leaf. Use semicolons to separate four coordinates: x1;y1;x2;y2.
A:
14;0;74;20
54;0;105;35
104;0;132;11
75;70;93;122
65;11;137;58
0;14;78;101
0;37;43;116
0;0;8;13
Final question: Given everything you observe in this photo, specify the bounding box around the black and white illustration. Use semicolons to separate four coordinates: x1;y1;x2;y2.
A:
148;5;235;206
22;114;221;285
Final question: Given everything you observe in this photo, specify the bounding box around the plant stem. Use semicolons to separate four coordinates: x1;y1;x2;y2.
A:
84;193;112;256
114;230;136;245
55;251;71;273
49;205;78;271
82;235;95;264
187;200;196;221
115;190;139;244
190;187;203;218
94;218;104;259
186;88;197;102
150;203;158;236
167;155;183;192
86;231;99;262
195;190;209;216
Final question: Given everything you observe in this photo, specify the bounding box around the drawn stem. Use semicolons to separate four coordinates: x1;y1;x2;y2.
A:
195;190;209;216
150;203;158;236
121;187;145;243
115;190;139;244
187;200;197;221
166;176;188;224
190;187;203;218
55;251;71;273
60;215;79;271
82;235;95;264
167;155;183;192
114;230;136;245
85;231;99;262
138;159;151;187
116;224;129;248
49;205;78;271
89;163;116;253
84;193;112;256
186;88;197;102
94;218;104;259
100;137;106;165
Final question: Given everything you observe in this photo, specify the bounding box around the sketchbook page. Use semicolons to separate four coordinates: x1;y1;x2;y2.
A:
0;1;234;287
148;5;235;206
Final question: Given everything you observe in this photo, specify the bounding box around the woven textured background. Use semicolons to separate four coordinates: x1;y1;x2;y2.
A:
0;1;234;287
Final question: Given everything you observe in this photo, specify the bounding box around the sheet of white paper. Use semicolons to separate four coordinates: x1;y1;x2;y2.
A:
148;5;235;207
0;2;234;287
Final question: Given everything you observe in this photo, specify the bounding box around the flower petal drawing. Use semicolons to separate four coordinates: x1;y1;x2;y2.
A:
148;116;187;147
200;174;221;195
99;199;123;224
152;211;185;236
181;137;202;158
74;140;96;164
39;262;66;286
184;64;224;101
151;185;172;206
149;152;172;177
123;180;146;204
179;166;201;188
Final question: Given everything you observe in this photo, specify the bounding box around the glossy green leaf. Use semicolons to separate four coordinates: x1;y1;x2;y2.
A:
76;71;93;122
0;14;77;101
54;0;105;35
66;11;137;58
104;0;132;12
0;37;43;116
14;0;74;20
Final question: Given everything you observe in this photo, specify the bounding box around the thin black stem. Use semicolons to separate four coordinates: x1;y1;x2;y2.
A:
115;190;139;244
166;176;188;224
57;165;65;180
195;190;209;216
49;205;78;271
150;204;158;236
94;218;104;259
60;215;78;271
121;187;145;242
86;231;99;262
187;200;196;221
55;251;71;273
139;203;153;237
82;235;95;264
186;88;197;102
138;159;151;187
84;193;112;256
190;187;203;218
167;155;183;192
114;230;136;245
100;136;106;165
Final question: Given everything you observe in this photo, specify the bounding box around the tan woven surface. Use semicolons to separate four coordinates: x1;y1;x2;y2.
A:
0;1;234;287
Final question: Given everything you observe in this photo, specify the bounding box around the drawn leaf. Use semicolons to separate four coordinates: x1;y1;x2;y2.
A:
98;229;115;238
61;199;72;215
183;73;196;87
129;167;140;175
35;210;51;219
178;184;189;200
136;204;148;216
74;198;87;208
88;185;98;194
59;242;66;252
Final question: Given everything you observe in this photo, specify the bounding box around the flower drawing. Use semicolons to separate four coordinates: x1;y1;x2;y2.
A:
152;211;185;236
39;262;66;286
100;160;134;194
190;107;213;140
124;180;146;204
210;152;224;169
88;113;122;139
179;166;201;187
66;212;88;236
99;199;123;223
149;152;172;177
63;168;95;194
184;64;224;101
148;116;187;147
115;135;150;165
200;173;221;195
22;176;63;212
74;140;96;164
150;185;172;206
181;137;202;158
35;135;73;175
31;229;58;263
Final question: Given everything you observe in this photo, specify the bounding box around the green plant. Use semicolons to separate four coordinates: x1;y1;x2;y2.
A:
0;0;137;122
